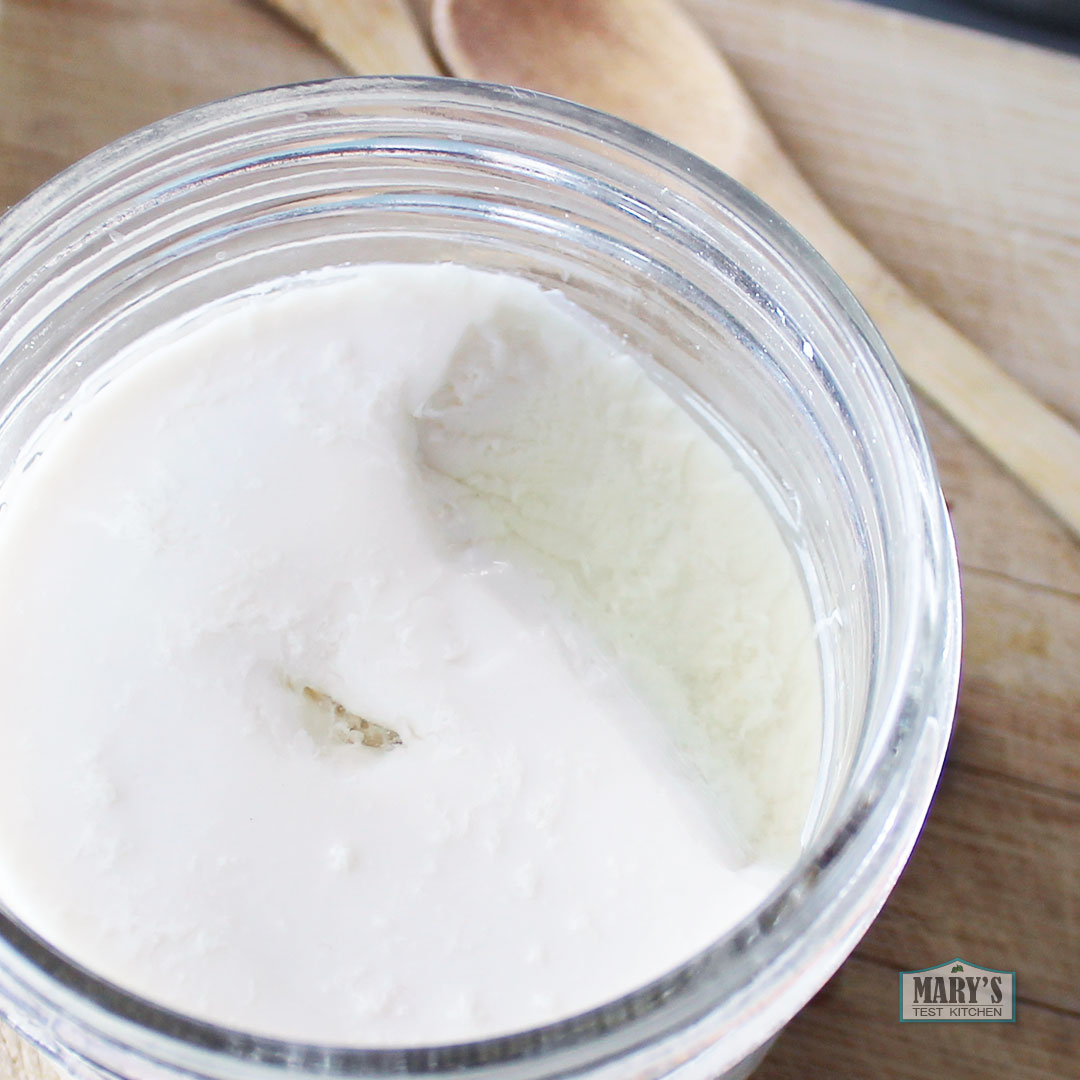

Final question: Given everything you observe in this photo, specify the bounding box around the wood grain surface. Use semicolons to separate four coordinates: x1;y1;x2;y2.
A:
1;0;1077;1077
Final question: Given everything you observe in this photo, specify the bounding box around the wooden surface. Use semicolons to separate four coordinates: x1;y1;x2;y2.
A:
0;0;1077;1077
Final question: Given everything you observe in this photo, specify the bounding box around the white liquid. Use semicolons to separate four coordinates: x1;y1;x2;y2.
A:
0;265;820;1044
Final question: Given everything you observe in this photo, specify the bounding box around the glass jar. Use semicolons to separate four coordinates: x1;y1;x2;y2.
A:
0;77;960;1080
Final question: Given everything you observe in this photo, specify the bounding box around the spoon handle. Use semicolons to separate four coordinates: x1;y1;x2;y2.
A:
753;153;1080;540
263;0;438;75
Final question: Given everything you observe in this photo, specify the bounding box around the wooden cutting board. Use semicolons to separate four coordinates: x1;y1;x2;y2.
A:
1;1;1077;1077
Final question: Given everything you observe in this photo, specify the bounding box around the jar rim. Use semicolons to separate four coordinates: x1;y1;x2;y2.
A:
0;76;961;1079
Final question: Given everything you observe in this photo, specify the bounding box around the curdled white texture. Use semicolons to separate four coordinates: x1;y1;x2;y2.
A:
417;293;822;857
0;264;820;1045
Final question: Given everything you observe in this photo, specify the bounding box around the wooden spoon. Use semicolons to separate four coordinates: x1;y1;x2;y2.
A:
263;0;1080;541
266;0;438;74
429;0;1080;541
